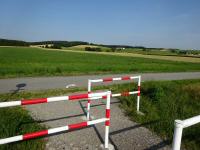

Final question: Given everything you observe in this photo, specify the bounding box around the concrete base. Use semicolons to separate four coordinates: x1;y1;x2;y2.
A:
137;111;145;116
100;143;115;150
81;115;95;121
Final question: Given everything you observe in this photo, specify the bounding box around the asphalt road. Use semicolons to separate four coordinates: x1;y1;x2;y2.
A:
0;72;200;94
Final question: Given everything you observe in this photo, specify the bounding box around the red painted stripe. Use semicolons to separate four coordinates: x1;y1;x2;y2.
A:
106;109;110;118
105;120;110;126
102;95;107;99
121;91;130;96
103;78;113;82
68;94;88;100
138;86;141;96
102;94;113;99
121;76;131;80
21;98;47;105
23;130;48;140
68;122;88;130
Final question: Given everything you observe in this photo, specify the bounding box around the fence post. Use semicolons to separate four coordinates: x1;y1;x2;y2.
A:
172;120;184;150
87;80;91;120
137;76;141;112
105;91;111;148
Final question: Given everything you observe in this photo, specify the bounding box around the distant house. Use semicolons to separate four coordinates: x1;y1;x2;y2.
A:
31;44;54;48
116;47;125;50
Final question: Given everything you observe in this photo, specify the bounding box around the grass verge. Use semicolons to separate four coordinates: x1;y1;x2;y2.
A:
0;87;84;150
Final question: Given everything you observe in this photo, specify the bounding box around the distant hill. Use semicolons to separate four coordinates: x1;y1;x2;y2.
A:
0;38;138;49
0;39;89;47
30;41;89;47
0;39;29;46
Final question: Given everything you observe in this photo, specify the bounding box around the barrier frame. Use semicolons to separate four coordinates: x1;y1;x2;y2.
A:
87;75;141;120
172;115;200;150
0;91;112;148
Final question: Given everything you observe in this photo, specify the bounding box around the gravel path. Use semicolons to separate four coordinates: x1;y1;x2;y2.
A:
1;72;200;94
25;96;171;150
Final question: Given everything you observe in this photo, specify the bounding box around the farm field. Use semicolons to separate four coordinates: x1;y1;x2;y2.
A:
109;79;200;150
61;48;200;63
123;48;179;56
58;46;200;63
64;44;111;52
0;47;200;78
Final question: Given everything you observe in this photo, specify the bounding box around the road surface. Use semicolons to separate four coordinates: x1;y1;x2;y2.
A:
0;72;200;94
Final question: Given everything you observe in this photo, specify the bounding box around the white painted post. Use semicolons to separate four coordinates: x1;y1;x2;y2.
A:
87;80;91;120
172;120;184;150
105;91;111;149
137;76;141;112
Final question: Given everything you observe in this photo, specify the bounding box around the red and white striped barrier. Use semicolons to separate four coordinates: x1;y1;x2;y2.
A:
0;92;108;108
0;91;112;149
0;118;108;145
87;75;141;120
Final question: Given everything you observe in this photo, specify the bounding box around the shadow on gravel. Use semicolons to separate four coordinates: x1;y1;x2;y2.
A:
144;140;171;150
78;101;119;150
79;100;163;150
110;120;159;136
82;101;120;109
21;113;85;125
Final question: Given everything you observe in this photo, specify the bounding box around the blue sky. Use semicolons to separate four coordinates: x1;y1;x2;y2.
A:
0;0;200;49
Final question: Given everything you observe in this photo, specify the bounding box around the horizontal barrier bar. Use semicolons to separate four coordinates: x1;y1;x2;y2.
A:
0;118;108;145
89;75;140;83
181;115;200;128
172;115;200;150
0;92;109;108
101;91;139;99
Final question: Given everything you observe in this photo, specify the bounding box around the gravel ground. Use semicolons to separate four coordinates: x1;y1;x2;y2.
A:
1;72;200;94
25;96;171;150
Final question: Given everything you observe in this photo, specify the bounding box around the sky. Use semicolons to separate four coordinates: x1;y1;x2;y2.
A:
0;0;200;49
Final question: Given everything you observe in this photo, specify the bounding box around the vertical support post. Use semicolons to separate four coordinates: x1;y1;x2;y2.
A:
87;80;91;120
105;91;111;149
172;120;184;150
137;76;141;112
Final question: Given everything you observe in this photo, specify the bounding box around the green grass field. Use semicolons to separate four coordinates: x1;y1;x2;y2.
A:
110;80;200;150
0;47;200;78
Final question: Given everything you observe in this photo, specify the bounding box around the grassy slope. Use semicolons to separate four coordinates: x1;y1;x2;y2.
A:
124;48;178;56
0;47;200;78
111;80;200;150
0;88;84;150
